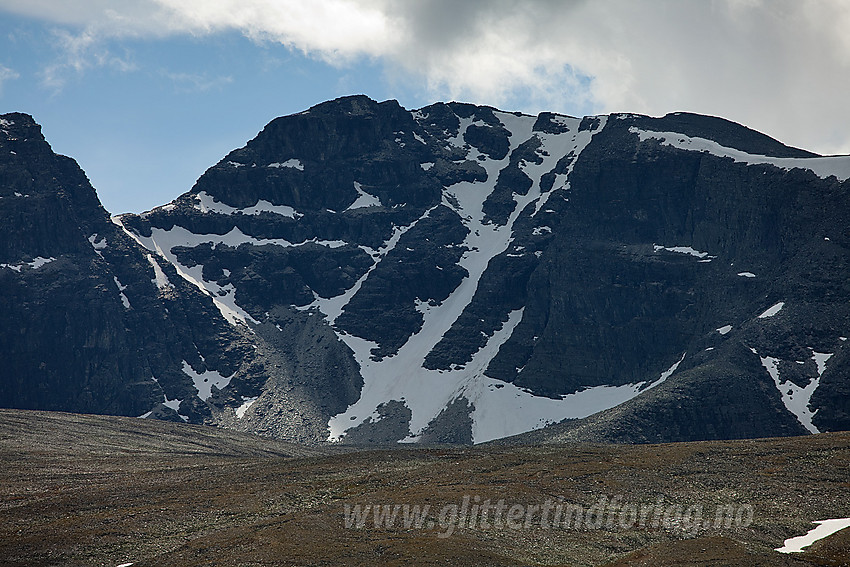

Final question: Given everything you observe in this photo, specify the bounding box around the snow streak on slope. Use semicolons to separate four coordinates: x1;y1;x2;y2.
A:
326;110;682;444
298;204;440;324
630;127;850;181
759;302;785;319
756;348;832;434
519;114;605;216
115;218;345;325
113;276;131;309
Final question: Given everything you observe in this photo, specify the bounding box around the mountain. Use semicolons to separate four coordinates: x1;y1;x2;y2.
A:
1;97;849;445
0;113;276;429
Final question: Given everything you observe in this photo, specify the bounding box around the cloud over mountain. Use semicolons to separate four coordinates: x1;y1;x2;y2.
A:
3;0;849;153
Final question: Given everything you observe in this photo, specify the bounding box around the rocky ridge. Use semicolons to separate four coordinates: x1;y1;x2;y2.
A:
1;97;849;445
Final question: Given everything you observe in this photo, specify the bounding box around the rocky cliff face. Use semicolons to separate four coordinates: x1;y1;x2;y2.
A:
0;113;282;430
2;97;849;445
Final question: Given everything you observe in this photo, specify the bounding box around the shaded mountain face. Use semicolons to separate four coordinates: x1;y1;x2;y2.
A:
0;113;352;440
2;97;849;445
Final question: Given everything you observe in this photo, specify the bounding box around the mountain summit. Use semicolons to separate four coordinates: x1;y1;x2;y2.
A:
2;96;849;444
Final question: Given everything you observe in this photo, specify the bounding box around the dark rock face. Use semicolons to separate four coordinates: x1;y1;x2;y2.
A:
2;98;849;446
0;113;314;440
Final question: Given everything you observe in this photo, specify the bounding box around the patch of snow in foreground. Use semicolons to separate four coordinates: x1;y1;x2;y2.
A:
235;397;258;419
181;361;232;401
776;518;850;553
758;302;785;318
631;127;850;182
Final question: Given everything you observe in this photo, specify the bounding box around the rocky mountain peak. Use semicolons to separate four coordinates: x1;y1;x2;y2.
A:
3;97;849;446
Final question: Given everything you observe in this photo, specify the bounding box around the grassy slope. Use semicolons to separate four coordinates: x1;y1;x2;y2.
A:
0;409;848;566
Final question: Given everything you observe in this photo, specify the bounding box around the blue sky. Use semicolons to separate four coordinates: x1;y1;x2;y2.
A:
0;13;428;213
1;1;849;214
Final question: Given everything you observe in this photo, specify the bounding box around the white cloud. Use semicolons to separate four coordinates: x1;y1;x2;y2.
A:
40;28;136;91
164;71;234;93
0;64;20;92
3;0;850;154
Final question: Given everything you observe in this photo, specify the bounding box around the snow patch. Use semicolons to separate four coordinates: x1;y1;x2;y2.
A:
631;127;850;182
1;257;55;272
756;348;832;434
115;218;347;326
776;518;850;553
28;257;54;269
347;181;381;210
737;272;756;278
146;254;172;290
88;234;107;257
268;158;304;171
813;351;833;378
195;191;300;218
420;161;434;171
527;115;607;215
235;396;258;419
717;325;732;335
304;206;439;324
181;361;232;402
758;302;785;318
327;109;615;444
162;396;187;422
113;277;131;309
653;245;715;259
